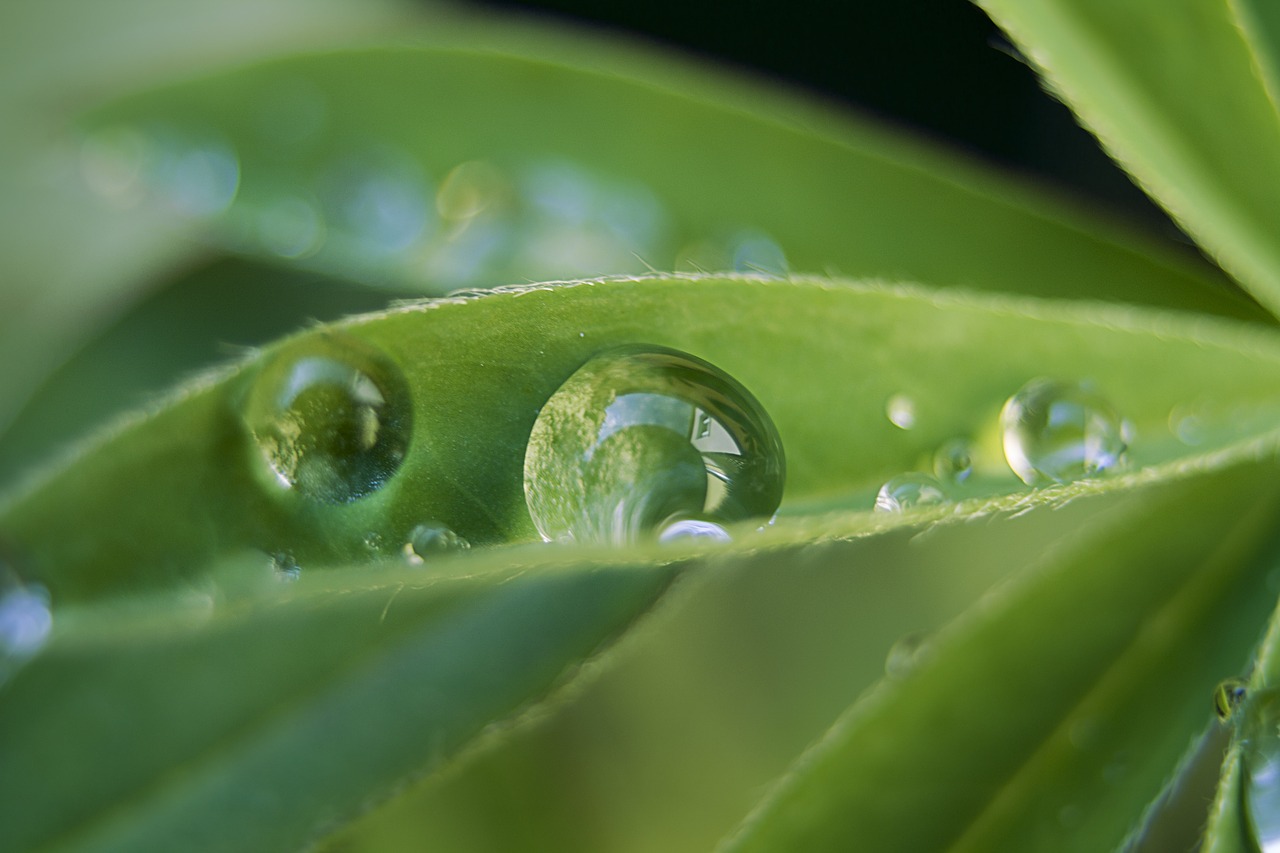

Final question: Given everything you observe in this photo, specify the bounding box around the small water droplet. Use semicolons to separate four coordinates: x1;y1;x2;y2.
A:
403;523;470;564
932;438;973;483
524;345;785;545
80;126;149;204
243;333;412;504
658;518;731;544
152;129;240;217
874;473;946;513
886;394;916;430
323;147;434;258
269;552;301;581
437;160;506;222
1240;688;1280;849
1000;378;1128;486
363;532;385;553
1168;403;1206;446
728;229;787;276
0;571;52;683
1216;677;1249;721
885;631;932;678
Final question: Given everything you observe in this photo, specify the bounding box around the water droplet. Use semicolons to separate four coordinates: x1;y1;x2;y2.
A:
1000;378;1128;486
1216;677;1249;721
437;160;506;221
363;532;385;553
151;129;240;217
658;518;731;544
1240;688;1280;849
932;438;973;483
886;394;916;430
322;147;434;257
403;523;470;564
885;631;932;678
524;345;785;545
257;195;324;259
243;333;412;504
1169;403;1206;446
269;552;301;581
729;229;788;276
0;571;51;684
80;126;149;204
874;473;946;513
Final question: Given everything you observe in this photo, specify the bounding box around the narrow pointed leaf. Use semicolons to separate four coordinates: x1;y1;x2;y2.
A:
0;554;678;853
721;462;1280;853
976;0;1280;317
80;38;1262;319
7;275;1280;603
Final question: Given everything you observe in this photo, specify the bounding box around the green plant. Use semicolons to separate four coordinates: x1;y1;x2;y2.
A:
3;0;1280;850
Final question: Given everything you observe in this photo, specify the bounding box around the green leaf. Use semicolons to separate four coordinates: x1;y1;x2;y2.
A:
0;553;678;853
6;274;1280;604
0;0;421;436
719;460;1280;853
975;0;1280;317
81;38;1264;320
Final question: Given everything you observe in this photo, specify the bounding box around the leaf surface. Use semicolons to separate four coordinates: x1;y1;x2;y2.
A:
976;0;1280;316
81;38;1263;319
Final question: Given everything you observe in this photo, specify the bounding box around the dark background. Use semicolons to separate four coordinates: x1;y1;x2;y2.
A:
477;0;1178;238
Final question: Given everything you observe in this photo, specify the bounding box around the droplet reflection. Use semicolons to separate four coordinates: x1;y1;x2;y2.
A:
524;345;785;545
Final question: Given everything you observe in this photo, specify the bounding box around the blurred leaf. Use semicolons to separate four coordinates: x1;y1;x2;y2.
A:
0;0;420;437
976;0;1280;317
82;38;1264;320
6;275;1280;603
719;461;1280;853
0;554;678;853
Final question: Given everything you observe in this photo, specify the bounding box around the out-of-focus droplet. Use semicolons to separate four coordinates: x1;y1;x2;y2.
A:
243;332;412;504
886;394;916;430
257;195;324;259
885;631;932;678
933;438;973;483
1000;378;1128;486
270;552;301;581
524;345;785;545
874;473;946;513
403;523;470;565
0;569;52;684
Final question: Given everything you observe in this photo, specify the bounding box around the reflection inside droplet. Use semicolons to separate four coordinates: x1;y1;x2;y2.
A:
1000;378;1128;486
658;518;731;544
243;333;412;504
524;345;785;545
874;473;946;513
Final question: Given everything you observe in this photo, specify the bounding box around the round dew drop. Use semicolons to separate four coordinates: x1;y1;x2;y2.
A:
1000;378;1128;486
523;345;785;545
933;438;973;483
243;333;412;504
875;473;946;513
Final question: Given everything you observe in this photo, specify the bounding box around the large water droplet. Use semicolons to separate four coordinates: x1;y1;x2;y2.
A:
874;473;946;513
1241;688;1280;849
244;333;412;503
524;345;785;544
0;570;52;684
1000;378;1128;486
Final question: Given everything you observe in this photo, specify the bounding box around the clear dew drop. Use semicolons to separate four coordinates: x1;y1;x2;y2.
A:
932;438;974;483
524;345;785;545
1000;378;1128;486
243;333;412;504
403;523;471;564
1240;688;1280;850
874;473;946;513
